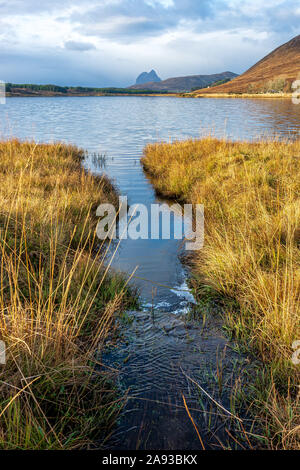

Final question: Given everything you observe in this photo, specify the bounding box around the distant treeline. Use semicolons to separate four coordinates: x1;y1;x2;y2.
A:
5;83;170;95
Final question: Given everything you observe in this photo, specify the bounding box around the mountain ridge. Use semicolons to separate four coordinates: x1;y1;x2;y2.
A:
129;71;238;92
194;34;300;95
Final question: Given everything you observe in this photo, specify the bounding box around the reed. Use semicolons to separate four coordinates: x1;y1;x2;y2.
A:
142;137;300;449
0;139;136;449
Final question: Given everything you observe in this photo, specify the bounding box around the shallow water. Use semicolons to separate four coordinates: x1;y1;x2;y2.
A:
1;96;299;449
104;308;257;450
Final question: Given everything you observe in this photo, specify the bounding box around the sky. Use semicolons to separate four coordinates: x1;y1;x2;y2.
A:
0;0;299;87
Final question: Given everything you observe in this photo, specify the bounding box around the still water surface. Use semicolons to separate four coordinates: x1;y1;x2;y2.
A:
1;96;299;449
2;96;299;306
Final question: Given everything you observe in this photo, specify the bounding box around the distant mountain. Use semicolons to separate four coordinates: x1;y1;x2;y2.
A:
130;71;238;92
136;70;161;85
194;34;300;94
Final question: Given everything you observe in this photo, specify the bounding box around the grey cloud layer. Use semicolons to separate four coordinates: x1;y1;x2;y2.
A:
0;0;298;38
0;0;298;86
68;0;298;40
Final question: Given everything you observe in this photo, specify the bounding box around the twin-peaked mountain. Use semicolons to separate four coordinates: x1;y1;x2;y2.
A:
136;70;161;84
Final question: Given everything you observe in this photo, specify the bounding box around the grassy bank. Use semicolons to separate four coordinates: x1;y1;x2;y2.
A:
142;137;300;449
188;92;292;99
0;139;136;449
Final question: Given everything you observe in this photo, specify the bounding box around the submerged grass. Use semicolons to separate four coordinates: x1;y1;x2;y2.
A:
142;137;300;449
0;139;136;449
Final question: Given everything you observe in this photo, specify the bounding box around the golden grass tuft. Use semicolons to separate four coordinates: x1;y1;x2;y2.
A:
142;137;300;449
0;139;135;449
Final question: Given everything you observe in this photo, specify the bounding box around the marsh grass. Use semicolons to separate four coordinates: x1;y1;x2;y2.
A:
0;139;136;449
142;137;300;449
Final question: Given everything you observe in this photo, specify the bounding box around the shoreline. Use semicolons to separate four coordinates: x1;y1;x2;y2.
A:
190;92;293;99
6;92;178;98
5;91;293;99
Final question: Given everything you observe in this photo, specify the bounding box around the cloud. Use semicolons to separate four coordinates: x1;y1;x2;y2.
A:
0;0;298;87
64;40;96;51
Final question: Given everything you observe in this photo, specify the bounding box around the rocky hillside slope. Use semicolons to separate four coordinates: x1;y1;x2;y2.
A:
194;35;300;94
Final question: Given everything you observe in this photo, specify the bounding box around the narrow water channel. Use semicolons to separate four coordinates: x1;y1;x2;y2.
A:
93;121;249;450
